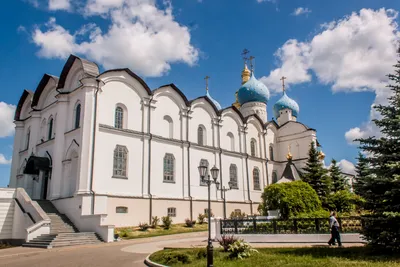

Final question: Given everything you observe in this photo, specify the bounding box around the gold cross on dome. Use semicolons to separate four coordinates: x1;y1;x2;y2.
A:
204;76;210;92
280;76;287;92
249;56;255;72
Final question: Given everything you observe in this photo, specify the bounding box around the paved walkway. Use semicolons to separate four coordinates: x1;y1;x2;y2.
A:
0;232;365;267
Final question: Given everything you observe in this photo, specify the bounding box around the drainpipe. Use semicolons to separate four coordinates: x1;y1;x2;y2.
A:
186;108;193;221
217;118;223;199
89;78;102;214
147;97;153;224
263;132;270;187
243;128;253;214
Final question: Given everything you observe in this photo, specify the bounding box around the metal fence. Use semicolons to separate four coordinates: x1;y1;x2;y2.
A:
220;217;363;235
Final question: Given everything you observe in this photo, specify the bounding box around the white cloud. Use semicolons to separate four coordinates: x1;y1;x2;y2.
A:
26;0;39;8
339;159;356;175
31;1;199;77
49;0;71;10
0;102;16;138
257;0;276;3
292;7;311;16
259;8;399;143
0;154;11;165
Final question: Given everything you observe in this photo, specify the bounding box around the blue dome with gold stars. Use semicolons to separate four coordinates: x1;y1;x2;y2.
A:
237;73;270;105
273;92;299;118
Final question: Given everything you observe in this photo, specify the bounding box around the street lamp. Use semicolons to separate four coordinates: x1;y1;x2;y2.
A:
216;181;233;219
198;164;219;267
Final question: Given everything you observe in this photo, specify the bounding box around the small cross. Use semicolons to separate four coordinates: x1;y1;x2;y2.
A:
204;76;210;91
249;56;255;72
280;76;287;92
241;49;250;63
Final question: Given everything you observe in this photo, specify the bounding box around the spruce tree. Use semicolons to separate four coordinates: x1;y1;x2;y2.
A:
353;152;369;196
301;141;331;204
356;60;400;214
329;159;347;193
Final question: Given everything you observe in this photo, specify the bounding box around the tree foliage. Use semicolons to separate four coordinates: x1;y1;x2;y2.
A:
260;181;321;219
355;54;400;251
353;152;369;196
329;159;347;193
301;142;331;204
327;190;357;213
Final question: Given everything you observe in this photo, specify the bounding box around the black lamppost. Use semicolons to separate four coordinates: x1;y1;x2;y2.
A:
216;181;233;219
198;164;220;267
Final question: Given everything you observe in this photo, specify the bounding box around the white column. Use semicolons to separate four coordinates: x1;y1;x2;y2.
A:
9;121;25;188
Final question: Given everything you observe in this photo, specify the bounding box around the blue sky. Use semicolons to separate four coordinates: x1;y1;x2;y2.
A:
0;0;399;187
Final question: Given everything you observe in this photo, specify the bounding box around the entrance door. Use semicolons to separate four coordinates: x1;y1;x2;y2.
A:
41;170;50;200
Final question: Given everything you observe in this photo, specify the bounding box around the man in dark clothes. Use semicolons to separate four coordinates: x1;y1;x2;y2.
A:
328;211;342;247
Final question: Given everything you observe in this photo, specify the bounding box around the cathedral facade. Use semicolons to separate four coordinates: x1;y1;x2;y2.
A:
9;55;319;227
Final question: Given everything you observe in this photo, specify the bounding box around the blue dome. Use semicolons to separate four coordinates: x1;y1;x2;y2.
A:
206;90;222;110
273;92;300;118
237;73;270;105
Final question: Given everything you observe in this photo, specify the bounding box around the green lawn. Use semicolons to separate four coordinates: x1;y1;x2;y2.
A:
115;223;207;239
149;247;400;267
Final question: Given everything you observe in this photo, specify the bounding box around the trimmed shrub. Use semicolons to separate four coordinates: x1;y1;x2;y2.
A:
151;216;160;229
260;181;322;219
197;213;206;224
185;218;196;227
230;210;247;219
138;222;150;231
162;216;173;229
217;235;238;252
228;240;258;259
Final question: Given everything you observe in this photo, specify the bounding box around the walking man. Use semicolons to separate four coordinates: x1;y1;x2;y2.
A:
328;211;342;247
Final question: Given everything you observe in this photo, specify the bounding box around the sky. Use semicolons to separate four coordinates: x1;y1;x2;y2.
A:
0;0;399;187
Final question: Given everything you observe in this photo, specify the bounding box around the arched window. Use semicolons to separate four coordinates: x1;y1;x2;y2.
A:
48;117;54;140
269;145;274;161
25;127;30;150
199;159;209;186
113;145;128;177
163;153;175;182
164;115;173;138
198;126;205;146
40;119;46;142
227;132;235;151
253;167;260;190
272;171;278;184
115;106;124;129
74;103;81;129
250;138;256;157
229;164;238;189
116;206;128;213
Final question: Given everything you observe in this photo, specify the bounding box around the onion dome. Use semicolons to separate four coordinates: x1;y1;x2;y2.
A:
206;90;222;110
273;92;300;118
237;73;270;105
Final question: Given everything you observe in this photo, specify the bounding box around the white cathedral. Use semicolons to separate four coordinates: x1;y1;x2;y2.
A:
8;55;324;229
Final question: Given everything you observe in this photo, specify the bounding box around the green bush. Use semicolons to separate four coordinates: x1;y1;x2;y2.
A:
185;218;196;227
138;222;150;231
293;209;330;218
159;251;192;264
217;234;238;252
362;214;400;252
260;181;322;219
230;210;247;219
151;216;160;229
162;216;173;229
228;240;258;259
327;190;358;213
197;213;206;224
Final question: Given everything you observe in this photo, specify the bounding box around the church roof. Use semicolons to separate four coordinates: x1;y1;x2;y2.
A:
237;73;270;105
278;160;302;183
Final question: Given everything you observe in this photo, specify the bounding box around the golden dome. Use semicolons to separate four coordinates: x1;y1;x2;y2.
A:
286;152;293;161
241;64;251;85
318;151;325;161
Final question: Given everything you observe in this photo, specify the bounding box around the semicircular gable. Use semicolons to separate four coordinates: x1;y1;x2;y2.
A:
245;115;264;133
279;121;315;132
97;68;152;98
57;55;99;90
153;84;190;109
220;107;245;126
31;74;59;109
190;97;218;119
15;90;33;121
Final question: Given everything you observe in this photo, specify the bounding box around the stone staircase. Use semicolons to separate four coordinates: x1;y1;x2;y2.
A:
23;200;103;248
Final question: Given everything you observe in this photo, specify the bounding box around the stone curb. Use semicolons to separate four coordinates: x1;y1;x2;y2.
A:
144;254;169;267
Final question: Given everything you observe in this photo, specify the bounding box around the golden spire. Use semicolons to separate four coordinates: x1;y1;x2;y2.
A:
280;76;287;93
204;75;210;92
241;49;251;84
286;144;293;160
318;150;325;161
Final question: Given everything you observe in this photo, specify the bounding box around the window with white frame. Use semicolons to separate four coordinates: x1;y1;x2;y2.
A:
115;106;124;129
48;117;54;140
250;138;256;157
74;103;81;129
227;132;235;151
163;115;173;138
204;208;213;217
200;159;209;186
113;145;128;177
269;145;274;161
253;167;261;190
163;153;175;182
116;206;128;213
229;164;238;189
25;127;30;150
272;171;278;184
198;125;205;145
167;207;176;217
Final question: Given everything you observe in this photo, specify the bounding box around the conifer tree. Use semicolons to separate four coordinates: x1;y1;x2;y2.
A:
329;159;347;193
301;141;331;203
353;152;369;196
